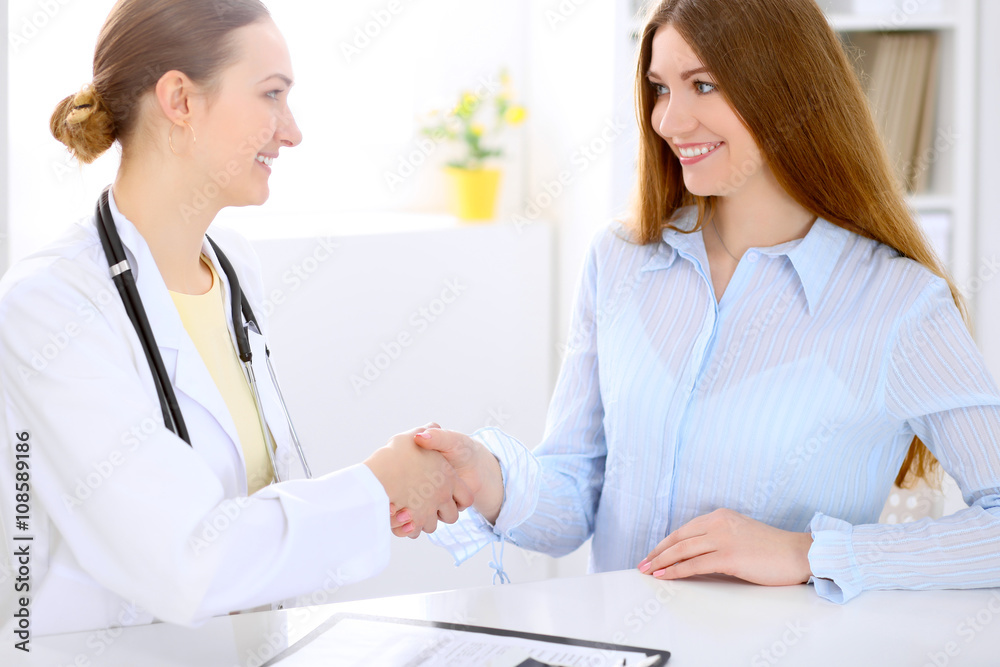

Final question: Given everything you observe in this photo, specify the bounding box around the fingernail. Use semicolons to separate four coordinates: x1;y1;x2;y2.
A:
416;431;431;439
397;511;411;523
402;523;414;533
653;568;667;577
638;560;651;573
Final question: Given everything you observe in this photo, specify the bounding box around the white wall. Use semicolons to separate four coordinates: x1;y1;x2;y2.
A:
5;0;531;262
3;0;634;369
523;0;636;373
7;0;117;261
241;219;559;603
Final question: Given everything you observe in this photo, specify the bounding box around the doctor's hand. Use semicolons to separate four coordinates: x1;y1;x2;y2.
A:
638;508;813;587
364;425;474;537
393;427;504;532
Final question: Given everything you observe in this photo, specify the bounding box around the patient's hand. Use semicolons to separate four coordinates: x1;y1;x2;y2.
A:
638;508;813;586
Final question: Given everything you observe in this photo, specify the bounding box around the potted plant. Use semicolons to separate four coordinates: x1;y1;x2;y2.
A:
419;71;527;222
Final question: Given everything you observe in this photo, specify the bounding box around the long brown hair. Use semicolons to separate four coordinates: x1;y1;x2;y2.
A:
630;0;968;488
51;0;271;163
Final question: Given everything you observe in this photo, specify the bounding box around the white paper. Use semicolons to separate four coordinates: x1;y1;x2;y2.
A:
271;617;656;667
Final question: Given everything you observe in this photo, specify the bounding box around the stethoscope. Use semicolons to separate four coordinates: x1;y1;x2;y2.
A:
95;187;312;483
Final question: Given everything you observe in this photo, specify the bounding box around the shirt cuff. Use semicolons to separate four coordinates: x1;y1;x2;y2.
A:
474;427;541;537
427;427;540;564
807;512;863;604
426;507;499;566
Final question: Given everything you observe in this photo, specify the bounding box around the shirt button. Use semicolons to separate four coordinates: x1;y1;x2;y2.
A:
745;250;760;263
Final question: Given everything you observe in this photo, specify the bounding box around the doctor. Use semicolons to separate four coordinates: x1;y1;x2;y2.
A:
0;0;470;637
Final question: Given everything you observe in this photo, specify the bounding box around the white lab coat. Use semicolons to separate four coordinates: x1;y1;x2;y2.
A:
0;191;390;637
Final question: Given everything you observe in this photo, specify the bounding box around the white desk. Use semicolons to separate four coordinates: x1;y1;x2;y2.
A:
10;570;1000;666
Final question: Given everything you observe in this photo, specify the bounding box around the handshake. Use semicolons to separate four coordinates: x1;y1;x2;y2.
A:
363;424;505;538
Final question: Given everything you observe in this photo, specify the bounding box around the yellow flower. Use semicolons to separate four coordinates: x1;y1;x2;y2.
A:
470;123;485;136
504;105;527;125
461;93;479;112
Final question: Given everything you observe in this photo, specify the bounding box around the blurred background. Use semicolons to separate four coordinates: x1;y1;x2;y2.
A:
1;0;997;604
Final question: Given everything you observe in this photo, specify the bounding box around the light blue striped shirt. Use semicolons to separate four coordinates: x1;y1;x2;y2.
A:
430;207;1000;603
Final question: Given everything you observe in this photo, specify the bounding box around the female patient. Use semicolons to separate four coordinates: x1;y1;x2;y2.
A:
0;0;468;636
404;0;1000;602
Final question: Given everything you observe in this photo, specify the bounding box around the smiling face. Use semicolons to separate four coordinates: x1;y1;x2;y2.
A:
193;19;302;207
647;24;765;198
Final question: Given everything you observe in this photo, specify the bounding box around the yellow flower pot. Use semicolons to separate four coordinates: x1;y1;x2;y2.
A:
445;167;502;222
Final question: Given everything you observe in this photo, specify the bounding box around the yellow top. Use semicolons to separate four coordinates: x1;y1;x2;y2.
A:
169;256;275;494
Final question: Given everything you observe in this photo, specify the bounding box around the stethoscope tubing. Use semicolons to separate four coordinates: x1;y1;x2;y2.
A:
97;189;192;445
95;187;311;481
265;355;313;479
206;235;313;481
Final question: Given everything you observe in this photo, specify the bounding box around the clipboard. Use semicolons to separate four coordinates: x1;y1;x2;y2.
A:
263;612;671;666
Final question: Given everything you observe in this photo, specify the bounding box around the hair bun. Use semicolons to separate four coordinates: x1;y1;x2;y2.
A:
50;84;116;164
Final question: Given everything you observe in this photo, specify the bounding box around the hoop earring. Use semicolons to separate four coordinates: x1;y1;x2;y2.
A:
168;121;197;156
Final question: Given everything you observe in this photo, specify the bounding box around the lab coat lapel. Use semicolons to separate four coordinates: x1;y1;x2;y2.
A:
201;229;294;482
103;200;246;477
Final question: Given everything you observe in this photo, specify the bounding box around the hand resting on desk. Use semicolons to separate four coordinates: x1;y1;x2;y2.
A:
638;508;813;586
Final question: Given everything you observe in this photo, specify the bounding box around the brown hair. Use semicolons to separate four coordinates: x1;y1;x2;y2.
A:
50;0;271;164
630;0;968;488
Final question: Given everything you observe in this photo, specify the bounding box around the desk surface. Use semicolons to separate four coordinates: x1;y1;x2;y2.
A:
9;570;1000;666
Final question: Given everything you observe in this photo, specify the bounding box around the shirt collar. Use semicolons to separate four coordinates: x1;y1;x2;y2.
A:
641;206;853;315
782;216;852;315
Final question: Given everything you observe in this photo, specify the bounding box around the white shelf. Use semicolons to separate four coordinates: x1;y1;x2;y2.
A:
834;3;977;284
827;13;958;31
907;193;954;212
